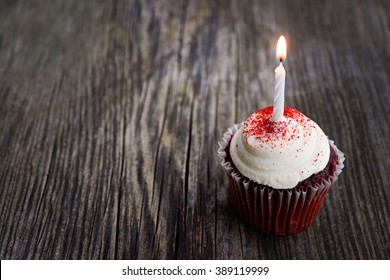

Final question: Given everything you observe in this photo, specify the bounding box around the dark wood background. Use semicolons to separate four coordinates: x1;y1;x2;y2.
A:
0;0;389;260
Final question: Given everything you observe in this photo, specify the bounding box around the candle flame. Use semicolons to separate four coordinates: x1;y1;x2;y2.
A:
276;35;287;61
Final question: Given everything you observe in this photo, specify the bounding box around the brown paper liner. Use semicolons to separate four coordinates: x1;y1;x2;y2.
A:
218;123;345;235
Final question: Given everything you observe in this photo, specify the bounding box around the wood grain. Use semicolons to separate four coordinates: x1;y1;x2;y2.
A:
0;0;389;259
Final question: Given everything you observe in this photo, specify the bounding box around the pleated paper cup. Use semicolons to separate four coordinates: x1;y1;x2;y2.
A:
218;123;345;235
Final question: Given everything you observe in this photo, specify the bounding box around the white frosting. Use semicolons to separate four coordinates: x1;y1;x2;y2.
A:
230;108;330;189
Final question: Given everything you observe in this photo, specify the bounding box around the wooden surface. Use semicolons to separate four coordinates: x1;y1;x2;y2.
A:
0;0;389;260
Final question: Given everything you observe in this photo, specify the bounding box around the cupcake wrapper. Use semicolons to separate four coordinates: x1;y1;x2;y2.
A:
218;123;345;235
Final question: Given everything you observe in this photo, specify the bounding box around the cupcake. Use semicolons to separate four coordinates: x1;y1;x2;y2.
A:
218;106;345;235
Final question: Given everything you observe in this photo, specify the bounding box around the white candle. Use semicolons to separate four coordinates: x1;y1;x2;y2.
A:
272;36;287;122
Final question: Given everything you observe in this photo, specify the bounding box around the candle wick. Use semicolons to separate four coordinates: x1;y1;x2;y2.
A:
279;58;283;63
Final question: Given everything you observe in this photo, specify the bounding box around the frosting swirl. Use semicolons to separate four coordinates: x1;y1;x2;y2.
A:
230;106;330;189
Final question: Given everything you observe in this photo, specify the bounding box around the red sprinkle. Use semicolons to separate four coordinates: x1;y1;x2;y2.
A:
243;106;313;146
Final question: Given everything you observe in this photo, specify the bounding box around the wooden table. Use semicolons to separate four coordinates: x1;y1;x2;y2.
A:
1;0;389;260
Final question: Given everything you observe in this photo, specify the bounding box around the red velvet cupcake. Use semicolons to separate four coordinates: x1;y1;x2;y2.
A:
218;106;344;235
